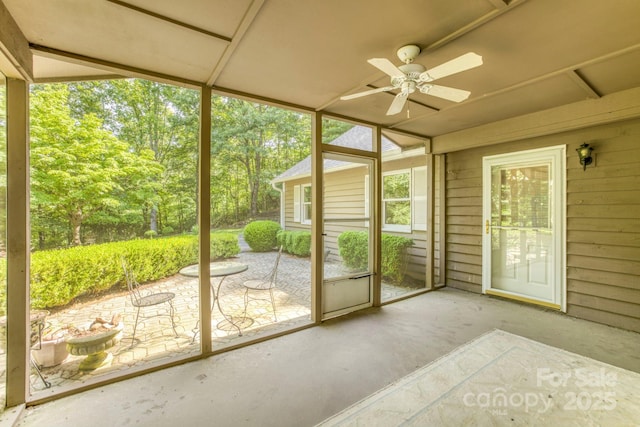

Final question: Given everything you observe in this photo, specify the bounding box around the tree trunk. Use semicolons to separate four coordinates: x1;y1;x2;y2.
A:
70;208;83;246
150;204;158;232
249;151;261;217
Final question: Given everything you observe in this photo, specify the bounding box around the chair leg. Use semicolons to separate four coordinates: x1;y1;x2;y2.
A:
269;288;277;322
132;306;141;345
31;357;51;388
243;288;250;317
168;300;178;337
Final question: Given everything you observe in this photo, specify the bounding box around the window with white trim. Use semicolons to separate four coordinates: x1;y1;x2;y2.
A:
293;184;301;222
378;167;427;233
383;170;411;232
293;184;312;224
302;184;312;224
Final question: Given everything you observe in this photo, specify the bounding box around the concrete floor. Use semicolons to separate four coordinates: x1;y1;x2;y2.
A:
12;288;640;427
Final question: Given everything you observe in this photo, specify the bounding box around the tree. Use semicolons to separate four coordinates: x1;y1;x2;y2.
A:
211;97;311;219
67;79;200;234
30;84;162;246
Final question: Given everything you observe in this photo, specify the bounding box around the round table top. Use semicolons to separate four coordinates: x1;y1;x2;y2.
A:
179;261;248;277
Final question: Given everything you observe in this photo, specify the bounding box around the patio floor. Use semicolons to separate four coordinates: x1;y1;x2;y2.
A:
17;249;420;395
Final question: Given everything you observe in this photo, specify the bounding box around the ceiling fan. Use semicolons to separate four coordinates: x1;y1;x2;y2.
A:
341;45;483;116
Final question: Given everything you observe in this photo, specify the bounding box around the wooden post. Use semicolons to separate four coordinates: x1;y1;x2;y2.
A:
310;112;322;322
198;86;212;352
6;78;29;407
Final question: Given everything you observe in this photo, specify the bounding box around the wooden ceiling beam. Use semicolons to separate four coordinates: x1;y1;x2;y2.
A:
206;0;265;86
106;0;232;42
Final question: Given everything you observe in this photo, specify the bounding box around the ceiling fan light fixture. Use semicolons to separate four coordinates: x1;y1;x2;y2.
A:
341;45;482;114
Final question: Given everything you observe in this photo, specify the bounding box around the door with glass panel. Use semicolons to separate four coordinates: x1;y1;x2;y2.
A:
321;153;374;319
482;146;564;308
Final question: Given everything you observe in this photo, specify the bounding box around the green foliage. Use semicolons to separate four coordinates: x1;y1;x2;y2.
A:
210;96;311;222
210;233;241;260
161;226;174;235
277;230;311;256
0;234;240;313
337;231;413;283
383;173;411;226
29;83;165;247
144;230;158;239
243;220;281;252
337;231;369;270
380;234;414;283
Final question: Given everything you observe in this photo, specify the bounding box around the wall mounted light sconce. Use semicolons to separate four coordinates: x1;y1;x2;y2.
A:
576;143;594;171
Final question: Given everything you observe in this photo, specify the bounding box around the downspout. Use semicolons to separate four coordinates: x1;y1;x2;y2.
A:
271;181;285;228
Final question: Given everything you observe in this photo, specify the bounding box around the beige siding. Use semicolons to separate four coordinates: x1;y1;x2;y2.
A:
282;155;433;284
445;118;640;332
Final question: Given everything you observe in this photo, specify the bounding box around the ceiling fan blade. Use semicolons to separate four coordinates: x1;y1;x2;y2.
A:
419;52;483;82
386;92;409;115
340;86;395;100
420;84;471;102
367;58;405;78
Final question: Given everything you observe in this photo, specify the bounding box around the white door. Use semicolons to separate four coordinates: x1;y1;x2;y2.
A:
482;146;565;309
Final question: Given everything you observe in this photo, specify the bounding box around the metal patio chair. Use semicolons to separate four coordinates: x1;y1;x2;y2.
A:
121;258;178;344
242;246;283;322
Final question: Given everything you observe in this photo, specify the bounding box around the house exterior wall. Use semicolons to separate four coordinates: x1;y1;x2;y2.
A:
445;118;640;332
282;155;436;284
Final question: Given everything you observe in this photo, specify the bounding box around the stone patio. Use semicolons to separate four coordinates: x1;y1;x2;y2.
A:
2;249;420;397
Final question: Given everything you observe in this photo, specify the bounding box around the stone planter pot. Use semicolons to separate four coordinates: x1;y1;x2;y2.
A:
66;323;123;371
32;337;69;368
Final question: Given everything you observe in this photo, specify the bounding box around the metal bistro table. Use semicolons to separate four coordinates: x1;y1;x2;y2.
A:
180;261;253;341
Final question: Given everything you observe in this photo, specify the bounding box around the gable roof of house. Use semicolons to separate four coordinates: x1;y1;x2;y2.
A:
272;126;399;183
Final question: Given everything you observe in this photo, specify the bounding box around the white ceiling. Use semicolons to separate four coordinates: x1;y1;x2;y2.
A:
4;0;640;145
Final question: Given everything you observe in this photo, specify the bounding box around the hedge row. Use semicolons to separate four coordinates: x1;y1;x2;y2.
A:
0;233;239;312
337;231;413;283
277;230;311;257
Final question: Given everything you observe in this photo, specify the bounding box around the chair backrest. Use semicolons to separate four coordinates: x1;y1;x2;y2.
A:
266;246;283;287
121;257;142;305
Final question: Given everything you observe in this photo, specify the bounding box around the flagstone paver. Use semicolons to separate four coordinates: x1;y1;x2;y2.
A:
0;248;421;397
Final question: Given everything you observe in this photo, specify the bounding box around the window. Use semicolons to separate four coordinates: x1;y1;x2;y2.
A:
379;167;427;233
302;184;312;224
293;184;311;224
383;170;411;232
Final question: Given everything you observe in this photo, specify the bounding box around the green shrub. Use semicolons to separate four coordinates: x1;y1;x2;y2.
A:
381;234;414;283
210;232;240;259
161;226;174;235
337;231;413;283
144;230;158;239
337;231;369;269
243;220;281;252
0;233;241;313
277;230;311;256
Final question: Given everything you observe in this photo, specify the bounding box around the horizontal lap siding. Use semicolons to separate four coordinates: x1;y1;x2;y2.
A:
284;156;431;282
566;121;640;332
445;118;640;332
445;152;483;293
